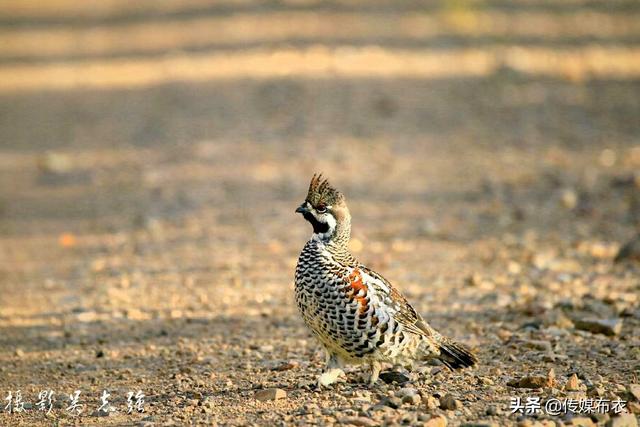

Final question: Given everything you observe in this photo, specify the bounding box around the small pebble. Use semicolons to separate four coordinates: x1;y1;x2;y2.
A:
569;416;595;427
378;396;401;409
395;387;420;404
424;415;448;427
606;413;638;427
486;405;500;416
439;393;461;410
523;340;552;352
565;373;581;391
423;395;440;411
338;416;377;427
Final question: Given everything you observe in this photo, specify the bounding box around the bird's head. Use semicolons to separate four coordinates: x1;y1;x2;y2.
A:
296;174;350;243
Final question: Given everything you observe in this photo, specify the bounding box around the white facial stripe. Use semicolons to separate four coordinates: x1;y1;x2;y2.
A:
312;212;337;241
324;213;336;232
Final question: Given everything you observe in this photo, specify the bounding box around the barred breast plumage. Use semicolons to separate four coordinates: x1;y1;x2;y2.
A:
294;174;477;387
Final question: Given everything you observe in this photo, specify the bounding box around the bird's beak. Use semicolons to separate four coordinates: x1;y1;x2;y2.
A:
295;203;309;214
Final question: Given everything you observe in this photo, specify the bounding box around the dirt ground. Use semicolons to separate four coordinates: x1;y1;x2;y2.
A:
1;0;640;426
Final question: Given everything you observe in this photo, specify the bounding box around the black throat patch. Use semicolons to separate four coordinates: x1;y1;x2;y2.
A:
302;212;330;234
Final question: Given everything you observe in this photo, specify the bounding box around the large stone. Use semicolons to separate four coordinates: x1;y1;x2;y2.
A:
508;369;556;389
379;371;410;384
254;388;286;401
574;318;623;336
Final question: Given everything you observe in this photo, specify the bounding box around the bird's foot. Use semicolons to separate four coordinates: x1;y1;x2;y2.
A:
367;362;382;387
317;368;345;388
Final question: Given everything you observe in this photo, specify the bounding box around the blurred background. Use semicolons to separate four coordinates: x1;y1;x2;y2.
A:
1;0;639;424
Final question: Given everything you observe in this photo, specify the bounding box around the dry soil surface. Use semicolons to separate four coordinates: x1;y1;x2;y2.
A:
1;0;640;426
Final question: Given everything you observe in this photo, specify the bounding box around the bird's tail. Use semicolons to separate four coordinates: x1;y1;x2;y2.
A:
437;337;478;370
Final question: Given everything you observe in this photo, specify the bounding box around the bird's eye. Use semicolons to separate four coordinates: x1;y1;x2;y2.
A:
316;204;327;213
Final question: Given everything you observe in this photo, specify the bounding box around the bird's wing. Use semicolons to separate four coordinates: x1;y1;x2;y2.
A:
357;265;435;338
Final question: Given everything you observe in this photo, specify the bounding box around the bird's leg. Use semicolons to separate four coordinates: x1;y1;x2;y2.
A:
317;354;344;388
368;361;382;386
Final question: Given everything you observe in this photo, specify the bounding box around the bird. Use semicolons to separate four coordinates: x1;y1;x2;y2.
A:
294;174;477;387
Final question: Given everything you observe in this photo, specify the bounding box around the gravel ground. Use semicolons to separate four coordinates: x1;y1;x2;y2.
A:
1;1;640;426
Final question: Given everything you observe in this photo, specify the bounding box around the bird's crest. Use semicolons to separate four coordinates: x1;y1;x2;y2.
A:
306;173;344;206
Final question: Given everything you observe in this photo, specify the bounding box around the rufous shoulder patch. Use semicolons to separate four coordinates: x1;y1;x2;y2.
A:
347;268;369;314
